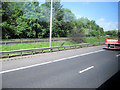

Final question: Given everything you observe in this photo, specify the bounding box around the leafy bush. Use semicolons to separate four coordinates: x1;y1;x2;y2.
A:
69;27;86;43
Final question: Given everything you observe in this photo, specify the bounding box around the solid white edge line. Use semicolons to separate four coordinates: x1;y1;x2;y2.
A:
0;49;105;74
79;66;94;74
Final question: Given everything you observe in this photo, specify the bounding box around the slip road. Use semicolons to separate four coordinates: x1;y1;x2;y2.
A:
2;45;119;88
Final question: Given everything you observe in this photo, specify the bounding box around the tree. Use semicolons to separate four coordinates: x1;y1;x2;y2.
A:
2;2;24;38
105;30;118;37
2;1;104;39
2;1;50;39
69;27;85;43
69;19;86;43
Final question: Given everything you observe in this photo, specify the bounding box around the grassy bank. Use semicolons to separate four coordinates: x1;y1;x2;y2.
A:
1;37;106;52
1;41;87;52
0;38;68;42
85;37;106;43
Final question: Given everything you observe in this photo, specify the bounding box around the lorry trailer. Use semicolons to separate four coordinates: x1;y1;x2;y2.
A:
105;38;120;49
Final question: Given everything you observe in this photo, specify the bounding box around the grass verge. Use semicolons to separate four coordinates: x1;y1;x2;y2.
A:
1;41;87;52
1;37;106;58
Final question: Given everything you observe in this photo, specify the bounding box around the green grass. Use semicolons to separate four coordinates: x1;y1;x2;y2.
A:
0;37;107;58
85;37;106;43
1;42;49;52
0;37;68;42
1;41;87;52
0;38;48;42
1;37;108;52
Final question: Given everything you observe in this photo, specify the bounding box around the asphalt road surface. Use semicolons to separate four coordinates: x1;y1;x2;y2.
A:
1;45;120;88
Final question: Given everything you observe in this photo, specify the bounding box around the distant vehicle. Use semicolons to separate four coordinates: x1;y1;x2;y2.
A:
105;38;120;49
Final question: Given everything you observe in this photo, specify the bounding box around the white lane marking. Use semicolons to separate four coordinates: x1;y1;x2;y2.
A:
0;49;104;74
79;66;94;74
116;54;120;57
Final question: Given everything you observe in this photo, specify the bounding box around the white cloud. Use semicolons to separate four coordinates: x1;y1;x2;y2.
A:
75;14;82;19
103;22;118;31
96;18;118;31
97;18;105;22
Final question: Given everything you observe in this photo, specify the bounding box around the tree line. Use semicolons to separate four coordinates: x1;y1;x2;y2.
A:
1;1;105;40
105;30;118;37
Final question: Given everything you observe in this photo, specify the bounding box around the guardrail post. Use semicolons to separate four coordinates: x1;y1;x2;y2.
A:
32;51;34;55
42;50;43;53
49;48;52;52
8;54;10;58
80;45;82;48
75;46;76;48
21;52;23;56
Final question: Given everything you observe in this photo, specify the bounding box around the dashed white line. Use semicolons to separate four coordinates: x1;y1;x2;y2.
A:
79;66;94;74
0;49;104;74
116;54;120;57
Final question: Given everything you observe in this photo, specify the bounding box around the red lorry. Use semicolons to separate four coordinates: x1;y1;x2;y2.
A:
105;38;120;49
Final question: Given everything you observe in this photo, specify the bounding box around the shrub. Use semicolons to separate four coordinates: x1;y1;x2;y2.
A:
69;27;86;43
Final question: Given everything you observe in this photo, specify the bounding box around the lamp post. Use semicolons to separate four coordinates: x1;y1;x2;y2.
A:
49;0;53;49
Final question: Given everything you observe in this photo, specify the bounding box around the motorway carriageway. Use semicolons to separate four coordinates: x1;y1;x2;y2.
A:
0;45;120;88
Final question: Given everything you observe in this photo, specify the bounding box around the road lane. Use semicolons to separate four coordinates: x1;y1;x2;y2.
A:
2;45;105;71
2;48;119;88
0;49;104;74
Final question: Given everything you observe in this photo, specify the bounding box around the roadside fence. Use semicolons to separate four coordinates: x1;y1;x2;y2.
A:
0;42;105;58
